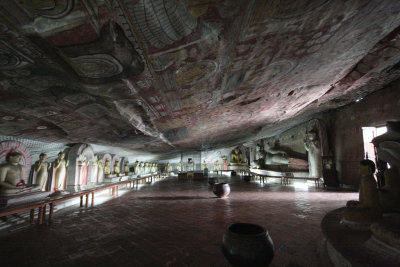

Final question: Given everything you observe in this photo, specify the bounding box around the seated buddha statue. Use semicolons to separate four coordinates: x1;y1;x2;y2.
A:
202;160;207;170
374;140;400;212
379;168;400;212
124;161;130;175
230;148;244;165
104;160;111;176
114;161;121;176
0;152;39;194
342;159;382;224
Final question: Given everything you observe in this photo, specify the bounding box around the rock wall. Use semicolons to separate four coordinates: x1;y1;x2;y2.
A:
331;81;400;186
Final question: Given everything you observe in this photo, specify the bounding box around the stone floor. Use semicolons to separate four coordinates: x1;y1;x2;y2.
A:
0;176;357;266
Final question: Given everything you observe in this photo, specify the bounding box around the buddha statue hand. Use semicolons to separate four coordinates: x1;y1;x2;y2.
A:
16;180;26;187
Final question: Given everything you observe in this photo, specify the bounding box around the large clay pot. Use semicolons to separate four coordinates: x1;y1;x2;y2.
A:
222;223;274;266
213;183;230;198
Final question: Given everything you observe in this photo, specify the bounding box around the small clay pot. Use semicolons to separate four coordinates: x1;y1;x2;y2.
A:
208;177;218;185
213;183;230;198
222;223;274;266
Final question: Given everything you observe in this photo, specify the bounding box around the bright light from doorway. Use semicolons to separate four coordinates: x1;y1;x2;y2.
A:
362;126;387;162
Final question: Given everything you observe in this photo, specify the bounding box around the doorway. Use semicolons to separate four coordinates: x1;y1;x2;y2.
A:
361;126;387;163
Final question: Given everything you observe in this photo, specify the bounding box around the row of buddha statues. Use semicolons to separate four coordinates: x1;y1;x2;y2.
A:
165;158;230;172
132;161;159;175
0;145;159;196
102;159;132;177
0;151;67;195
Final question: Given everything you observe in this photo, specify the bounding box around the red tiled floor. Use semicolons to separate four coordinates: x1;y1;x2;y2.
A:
0;176;357;266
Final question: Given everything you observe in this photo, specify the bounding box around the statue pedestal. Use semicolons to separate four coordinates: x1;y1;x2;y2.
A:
0;191;50;207
104;177;120;183
321;208;400;266
120;175;129;181
228;164;249;171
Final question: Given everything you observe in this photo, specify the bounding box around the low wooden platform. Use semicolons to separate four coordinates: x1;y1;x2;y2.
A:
250;171;322;188
178;172;204;179
0;173;163;225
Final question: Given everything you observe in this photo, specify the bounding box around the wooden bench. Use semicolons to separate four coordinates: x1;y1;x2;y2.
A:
215;170;235;176
46;190;92;223
250;172;321;188
0;201;48;225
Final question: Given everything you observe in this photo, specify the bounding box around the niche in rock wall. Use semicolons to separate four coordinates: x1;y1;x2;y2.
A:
181;151;201;171
67;144;95;187
120;157;129;175
111;155;121;175
97;153;112;183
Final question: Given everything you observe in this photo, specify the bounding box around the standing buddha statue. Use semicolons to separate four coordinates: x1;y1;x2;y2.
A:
34;153;51;191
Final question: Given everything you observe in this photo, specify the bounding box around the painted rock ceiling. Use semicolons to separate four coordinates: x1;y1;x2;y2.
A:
1;0;400;153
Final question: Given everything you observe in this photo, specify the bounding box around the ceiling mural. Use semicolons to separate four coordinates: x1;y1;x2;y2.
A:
0;0;400;154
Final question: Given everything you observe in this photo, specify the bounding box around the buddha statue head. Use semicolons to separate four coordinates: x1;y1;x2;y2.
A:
360;159;375;176
7;152;22;165
307;130;318;141
58;152;65;160
39;153;47;162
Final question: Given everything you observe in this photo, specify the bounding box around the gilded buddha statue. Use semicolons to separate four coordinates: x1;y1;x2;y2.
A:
202;160;208;170
230;148;243;164
114;161;121;176
342;159;382;224
104;160;111;175
124;161;130;174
